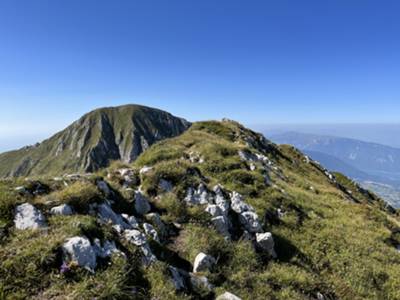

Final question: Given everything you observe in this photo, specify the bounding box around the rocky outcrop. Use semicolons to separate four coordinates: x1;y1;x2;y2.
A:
134;191;151;215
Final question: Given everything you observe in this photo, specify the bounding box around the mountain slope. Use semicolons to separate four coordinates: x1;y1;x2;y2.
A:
0;104;190;178
1;119;400;299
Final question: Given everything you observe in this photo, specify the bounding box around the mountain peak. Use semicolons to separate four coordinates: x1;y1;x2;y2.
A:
0;104;190;177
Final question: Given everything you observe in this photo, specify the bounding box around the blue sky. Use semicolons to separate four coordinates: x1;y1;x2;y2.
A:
0;0;400;151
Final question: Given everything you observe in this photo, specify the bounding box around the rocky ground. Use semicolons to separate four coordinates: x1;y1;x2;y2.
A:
1;120;400;299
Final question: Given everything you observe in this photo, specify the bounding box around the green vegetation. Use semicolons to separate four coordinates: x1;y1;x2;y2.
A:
1;119;400;299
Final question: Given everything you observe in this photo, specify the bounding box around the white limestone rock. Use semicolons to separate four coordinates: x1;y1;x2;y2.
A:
143;223;160;242
139;165;153;175
122;214;139;229
230;192;254;214
50;204;73;216
193;252;216;273
124;229;147;246
239;211;263;233
146;212;167;235
205;204;223;217
62;236;97;272
256;232;277;258
134;191;151;215
14;203;47;230
217;292;242;300
184;184;211;205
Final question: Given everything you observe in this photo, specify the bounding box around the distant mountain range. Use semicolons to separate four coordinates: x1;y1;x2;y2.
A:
270;131;400;207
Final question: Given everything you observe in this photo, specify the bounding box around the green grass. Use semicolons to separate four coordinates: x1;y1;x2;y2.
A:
1;120;400;299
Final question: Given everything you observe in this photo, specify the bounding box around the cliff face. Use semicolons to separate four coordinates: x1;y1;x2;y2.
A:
0;104;190;177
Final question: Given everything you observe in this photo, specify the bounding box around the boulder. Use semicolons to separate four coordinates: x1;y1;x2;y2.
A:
134;191;151;215
62;236;97;272
97;203;131;230
14;203;47;230
50;204;73;216
217;292;242;300
239;211;263;233
256;232;277;258
193;252;216;273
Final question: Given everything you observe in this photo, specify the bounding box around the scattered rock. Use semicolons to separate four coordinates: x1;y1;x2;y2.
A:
217;292;242;300
239;211;263;233
97;203;131;230
211;216;231;239
205;204;223;217
14;203;47;230
50;204;73;216
139;166;153;175
62;236;97;272
230;192;254;214
134;191;151;215
140;243;157;265
184;184;211;205
256;232;277;258
93;239;123;258
143;223;160;242
124;229;147;246
193;252;216;273
317;292;325;300
146;212;167;235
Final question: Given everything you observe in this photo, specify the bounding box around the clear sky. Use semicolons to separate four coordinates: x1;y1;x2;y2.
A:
0;0;400;151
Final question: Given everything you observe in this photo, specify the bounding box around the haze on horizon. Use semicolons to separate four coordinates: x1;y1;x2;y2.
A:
1;1;400;151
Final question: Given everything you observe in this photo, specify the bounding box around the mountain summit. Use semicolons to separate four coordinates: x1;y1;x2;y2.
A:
0;104;190;177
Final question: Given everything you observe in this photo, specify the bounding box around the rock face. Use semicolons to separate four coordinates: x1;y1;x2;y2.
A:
0;104;190;178
62;236;97;272
14;203;47;230
193;252;216;273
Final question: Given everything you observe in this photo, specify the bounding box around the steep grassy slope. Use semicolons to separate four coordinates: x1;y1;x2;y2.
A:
1;120;400;300
0;104;190;178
